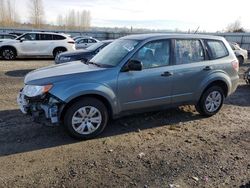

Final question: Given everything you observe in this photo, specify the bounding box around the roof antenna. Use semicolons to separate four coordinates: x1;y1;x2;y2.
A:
194;26;200;34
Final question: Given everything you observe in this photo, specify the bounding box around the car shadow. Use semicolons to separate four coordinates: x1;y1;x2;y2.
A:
225;84;250;107
0;107;203;157
5;69;35;77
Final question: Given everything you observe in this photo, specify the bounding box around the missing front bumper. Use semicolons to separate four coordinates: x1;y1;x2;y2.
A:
17;92;63;125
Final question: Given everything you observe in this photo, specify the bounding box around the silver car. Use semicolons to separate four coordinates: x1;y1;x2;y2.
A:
17;34;239;139
75;37;99;49
230;42;248;64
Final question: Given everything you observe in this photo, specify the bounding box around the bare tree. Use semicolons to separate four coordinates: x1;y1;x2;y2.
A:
0;0;19;27
226;19;245;33
57;14;64;26
80;10;91;30
28;0;45;28
67;10;76;29
56;9;91;30
0;0;6;26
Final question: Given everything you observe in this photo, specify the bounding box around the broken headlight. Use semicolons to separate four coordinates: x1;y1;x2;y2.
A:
23;84;53;98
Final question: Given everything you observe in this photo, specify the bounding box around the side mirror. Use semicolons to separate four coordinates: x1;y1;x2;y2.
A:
126;59;142;71
20;38;25;42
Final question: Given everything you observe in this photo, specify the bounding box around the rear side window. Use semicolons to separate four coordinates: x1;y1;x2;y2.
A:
206;40;229;59
53;35;66;40
175;39;205;64
40;34;53;40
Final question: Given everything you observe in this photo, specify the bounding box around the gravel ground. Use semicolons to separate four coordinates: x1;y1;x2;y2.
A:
0;59;249;188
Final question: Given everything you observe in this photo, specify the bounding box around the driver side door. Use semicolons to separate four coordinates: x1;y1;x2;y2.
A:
117;39;174;112
18;33;40;55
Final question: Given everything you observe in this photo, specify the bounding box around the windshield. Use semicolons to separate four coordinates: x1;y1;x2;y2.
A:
90;39;139;67
86;42;104;51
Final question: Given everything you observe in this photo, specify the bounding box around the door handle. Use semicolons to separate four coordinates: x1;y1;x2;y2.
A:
203;66;213;71
161;71;173;77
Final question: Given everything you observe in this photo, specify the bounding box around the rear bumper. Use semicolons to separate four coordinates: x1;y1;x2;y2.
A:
229;75;240;96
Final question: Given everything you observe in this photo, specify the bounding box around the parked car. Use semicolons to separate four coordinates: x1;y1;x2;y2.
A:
55;40;113;64
230;42;248;64
17;34;239;139
0;33;17;42
0;32;75;60
72;36;85;41
244;68;250;84
75;37;99;49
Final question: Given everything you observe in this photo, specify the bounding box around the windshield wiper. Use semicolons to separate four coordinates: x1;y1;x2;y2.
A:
87;61;102;67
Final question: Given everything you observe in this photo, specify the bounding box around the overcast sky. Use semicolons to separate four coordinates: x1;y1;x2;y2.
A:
16;0;250;31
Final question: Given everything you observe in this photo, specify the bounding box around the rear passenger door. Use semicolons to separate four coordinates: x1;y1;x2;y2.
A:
171;39;210;103
36;34;54;55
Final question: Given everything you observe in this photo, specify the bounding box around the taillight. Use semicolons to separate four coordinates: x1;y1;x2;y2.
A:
231;60;239;72
68;41;75;44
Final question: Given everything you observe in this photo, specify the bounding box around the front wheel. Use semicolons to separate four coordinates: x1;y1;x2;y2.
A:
64;98;109;140
196;86;225;117
1;48;17;60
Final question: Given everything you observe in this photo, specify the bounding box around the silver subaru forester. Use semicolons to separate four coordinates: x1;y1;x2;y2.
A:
18;34;239;139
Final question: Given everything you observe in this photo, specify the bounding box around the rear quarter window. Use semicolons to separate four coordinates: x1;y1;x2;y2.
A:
53;35;66;40
206;40;229;59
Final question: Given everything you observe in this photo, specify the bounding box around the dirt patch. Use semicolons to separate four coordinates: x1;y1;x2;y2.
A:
0;60;249;188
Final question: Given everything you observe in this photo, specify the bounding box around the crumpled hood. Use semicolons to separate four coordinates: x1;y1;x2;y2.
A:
24;61;104;85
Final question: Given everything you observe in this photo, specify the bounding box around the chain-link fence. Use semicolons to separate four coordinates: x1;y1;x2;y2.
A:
1;28;250;53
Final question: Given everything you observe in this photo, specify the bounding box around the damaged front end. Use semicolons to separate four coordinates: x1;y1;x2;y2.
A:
17;85;65;125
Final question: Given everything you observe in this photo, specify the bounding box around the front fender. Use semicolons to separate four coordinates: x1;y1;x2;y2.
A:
195;71;231;99
49;82;119;115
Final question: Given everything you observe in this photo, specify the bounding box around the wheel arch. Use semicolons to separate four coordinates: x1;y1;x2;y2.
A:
198;79;229;103
53;46;67;53
60;94;113;122
0;45;18;55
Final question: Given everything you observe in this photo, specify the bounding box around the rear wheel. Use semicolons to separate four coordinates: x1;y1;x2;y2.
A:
237;56;244;65
63;97;109;140
53;48;67;58
196;86;225;117
1;48;16;60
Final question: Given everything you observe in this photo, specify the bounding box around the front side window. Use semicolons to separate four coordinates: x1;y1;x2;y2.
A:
206;40;229;59
88;39;97;43
19;33;39;41
132;40;170;69
175;39;205;64
90;39;139;67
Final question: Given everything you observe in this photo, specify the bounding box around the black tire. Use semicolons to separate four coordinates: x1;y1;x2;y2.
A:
195;86;225;117
237;56;244;65
63;97;109;140
1;47;17;60
53;48;67;58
